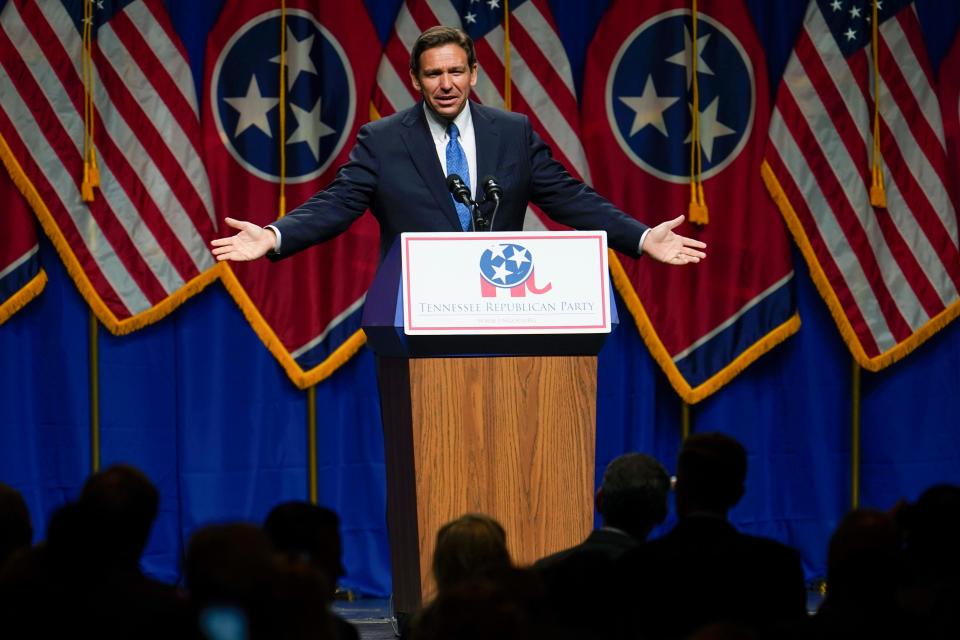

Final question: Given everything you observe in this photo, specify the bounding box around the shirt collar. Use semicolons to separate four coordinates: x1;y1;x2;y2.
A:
423;100;473;143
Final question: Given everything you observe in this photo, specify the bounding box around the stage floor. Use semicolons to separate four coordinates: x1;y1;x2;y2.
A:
333;585;828;640
334;598;396;639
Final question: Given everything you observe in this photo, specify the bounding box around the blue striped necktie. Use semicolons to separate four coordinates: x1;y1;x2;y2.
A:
445;122;472;231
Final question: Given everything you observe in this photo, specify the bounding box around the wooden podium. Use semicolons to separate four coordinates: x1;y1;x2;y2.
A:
362;233;615;615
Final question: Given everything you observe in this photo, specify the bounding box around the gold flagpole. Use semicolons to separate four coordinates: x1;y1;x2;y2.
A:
89;309;100;472
503;0;512;110
851;359;861;509
308;386;318;504
681;401;691;441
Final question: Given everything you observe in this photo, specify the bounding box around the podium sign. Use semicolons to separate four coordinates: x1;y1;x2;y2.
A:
400;231;611;335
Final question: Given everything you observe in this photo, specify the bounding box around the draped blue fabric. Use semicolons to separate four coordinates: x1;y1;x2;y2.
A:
1;0;960;598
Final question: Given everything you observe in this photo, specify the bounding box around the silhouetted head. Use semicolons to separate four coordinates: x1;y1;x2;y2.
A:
675;432;747;517
596;453;670;540
413;568;549;640
432;513;511;595
899;483;960;580
185;523;275;608
78;464;159;565
263;501;344;588
827;509;900;602
0;483;32;569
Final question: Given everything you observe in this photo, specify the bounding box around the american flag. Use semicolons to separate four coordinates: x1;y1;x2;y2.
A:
371;0;588;229
0;0;217;334
763;0;960;369
940;26;960;191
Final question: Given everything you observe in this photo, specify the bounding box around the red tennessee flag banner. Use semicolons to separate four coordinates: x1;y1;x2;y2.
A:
0;168;46;324
0;0;218;333
763;0;960;371
204;0;380;388
582;0;798;403
371;0;588;230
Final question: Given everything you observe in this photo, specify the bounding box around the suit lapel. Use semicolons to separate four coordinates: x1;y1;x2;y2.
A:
400;104;462;231
473;103;501;213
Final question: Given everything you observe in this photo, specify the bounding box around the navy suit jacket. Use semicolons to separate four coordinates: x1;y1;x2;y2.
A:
271;102;649;259
615;515;807;638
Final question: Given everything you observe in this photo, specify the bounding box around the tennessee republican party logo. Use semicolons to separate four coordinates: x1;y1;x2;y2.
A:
606;9;755;183
210;9;355;183
479;243;552;297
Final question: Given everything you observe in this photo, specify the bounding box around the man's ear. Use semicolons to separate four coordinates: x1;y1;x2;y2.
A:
409;68;421;92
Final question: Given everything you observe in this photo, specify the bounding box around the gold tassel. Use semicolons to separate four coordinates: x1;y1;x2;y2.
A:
88;148;100;187
81;161;94;202
689;182;709;225
870;164;886;207
869;0;886;209
687;0;708;225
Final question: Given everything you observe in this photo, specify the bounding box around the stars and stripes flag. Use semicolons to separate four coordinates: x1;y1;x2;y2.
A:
371;0;589;229
0;0;218;334
203;0;380;388
940;24;960;190
0;168;46;325
581;0;798;402
763;0;960;370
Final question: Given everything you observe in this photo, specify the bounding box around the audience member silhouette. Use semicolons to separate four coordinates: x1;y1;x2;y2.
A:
534;453;669;638
186;521;335;640
0;464;190;638
616;432;806;639
411;513;531;638
0;483;31;571
264;501;358;640
411;567;553;640
538;452;669;568
897;483;960;639
430;512;512;595
801;508;915;639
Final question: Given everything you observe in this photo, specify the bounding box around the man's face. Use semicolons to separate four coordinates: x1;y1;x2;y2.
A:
410;43;478;120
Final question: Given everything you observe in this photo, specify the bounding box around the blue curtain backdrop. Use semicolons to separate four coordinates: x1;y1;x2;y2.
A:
2;0;960;596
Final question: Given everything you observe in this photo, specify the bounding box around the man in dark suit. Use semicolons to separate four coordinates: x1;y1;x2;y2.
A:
616;433;807;639
536;452;670;570
534;453;669;639
212;26;706;266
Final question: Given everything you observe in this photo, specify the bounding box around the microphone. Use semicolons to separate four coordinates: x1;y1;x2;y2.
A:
480;175;503;204
446;174;475;208
481;175;503;232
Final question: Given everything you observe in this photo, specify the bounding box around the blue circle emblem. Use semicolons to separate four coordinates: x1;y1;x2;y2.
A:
211;9;355;183
606;9;754;183
479;244;534;288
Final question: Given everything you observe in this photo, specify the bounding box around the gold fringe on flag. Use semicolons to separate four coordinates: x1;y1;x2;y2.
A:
869;0;886;207
688;0;708;225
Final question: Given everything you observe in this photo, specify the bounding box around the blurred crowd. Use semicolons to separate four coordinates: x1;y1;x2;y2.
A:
1;432;958;639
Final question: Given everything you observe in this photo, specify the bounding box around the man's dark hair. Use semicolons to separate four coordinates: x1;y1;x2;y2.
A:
409;26;477;76
263;501;344;583
78;463;159;564
677;432;747;513
433;513;511;594
598;453;669;539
